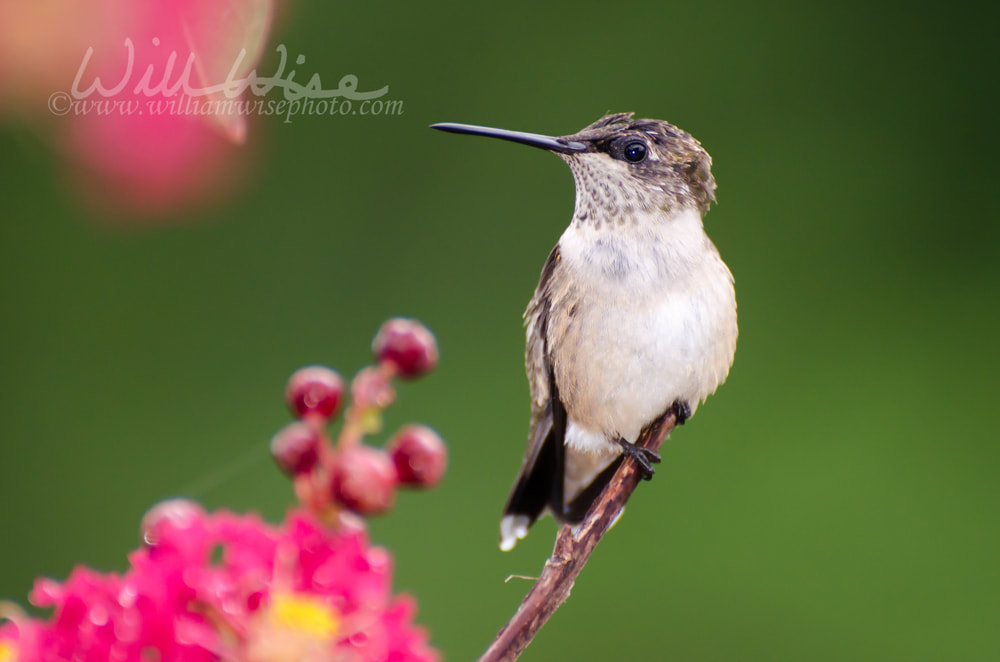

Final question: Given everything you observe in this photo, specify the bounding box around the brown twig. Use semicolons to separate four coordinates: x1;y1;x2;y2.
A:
477;411;679;662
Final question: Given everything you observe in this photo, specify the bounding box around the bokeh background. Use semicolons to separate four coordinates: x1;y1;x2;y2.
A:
2;1;998;660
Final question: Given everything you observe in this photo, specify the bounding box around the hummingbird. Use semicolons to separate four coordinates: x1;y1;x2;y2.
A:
432;113;737;551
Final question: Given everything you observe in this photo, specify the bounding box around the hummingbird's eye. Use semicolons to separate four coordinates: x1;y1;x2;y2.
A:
623;141;647;163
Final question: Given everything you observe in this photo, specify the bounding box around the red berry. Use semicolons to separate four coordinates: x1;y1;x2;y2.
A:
285;366;344;420
388;425;447;488
330;446;397;515
270;422;321;476
371;318;439;379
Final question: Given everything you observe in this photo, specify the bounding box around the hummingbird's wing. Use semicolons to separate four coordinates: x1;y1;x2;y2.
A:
499;246;568;551
524;247;558;427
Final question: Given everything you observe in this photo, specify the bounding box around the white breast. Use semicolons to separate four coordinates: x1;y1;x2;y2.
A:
552;207;737;453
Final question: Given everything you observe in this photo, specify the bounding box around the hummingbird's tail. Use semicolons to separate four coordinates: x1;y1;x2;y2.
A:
499;410;562;551
499;407;624;550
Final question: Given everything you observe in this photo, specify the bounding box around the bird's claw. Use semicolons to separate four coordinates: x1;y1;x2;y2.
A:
618;439;661;480
671;399;692;425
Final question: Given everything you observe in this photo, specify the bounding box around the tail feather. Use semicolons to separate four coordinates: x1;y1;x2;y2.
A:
500;410;562;550
502;372;624;550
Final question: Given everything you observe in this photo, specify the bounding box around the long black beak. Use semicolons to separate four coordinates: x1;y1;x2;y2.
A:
430;122;588;154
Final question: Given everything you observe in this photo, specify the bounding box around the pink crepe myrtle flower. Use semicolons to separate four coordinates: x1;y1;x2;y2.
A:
0;505;438;662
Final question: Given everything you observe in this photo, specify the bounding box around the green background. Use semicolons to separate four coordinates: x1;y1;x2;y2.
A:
2;2;998;660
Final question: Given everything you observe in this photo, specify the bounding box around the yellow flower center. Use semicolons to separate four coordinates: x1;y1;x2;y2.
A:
268;593;339;641
0;641;15;662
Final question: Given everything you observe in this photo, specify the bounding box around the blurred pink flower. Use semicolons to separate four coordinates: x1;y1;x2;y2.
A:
0;0;277;221
0;507;439;662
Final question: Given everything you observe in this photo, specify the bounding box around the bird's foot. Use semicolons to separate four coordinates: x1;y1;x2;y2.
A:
671;399;692;425
618;439;661;480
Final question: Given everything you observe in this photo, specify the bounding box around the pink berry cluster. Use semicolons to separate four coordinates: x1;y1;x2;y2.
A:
271;318;447;519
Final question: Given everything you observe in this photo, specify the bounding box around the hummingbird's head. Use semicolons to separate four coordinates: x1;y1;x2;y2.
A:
556;113;716;223
431;112;716;226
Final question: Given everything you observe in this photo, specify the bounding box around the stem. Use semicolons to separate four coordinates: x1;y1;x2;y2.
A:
338;363;396;447
477;411;679;662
